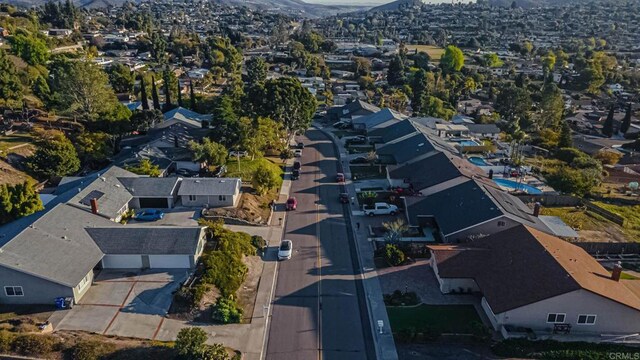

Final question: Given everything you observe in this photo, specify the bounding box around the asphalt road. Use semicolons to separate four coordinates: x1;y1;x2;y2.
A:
266;128;374;360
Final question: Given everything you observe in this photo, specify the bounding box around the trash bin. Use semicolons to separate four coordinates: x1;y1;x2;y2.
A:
55;297;65;309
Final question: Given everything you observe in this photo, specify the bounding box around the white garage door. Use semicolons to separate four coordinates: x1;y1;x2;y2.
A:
149;255;191;268
102;255;143;269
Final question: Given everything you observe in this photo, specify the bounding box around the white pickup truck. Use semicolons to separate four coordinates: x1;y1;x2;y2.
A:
363;202;398;216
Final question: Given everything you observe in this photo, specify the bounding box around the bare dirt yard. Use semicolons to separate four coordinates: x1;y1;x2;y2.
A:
204;187;277;224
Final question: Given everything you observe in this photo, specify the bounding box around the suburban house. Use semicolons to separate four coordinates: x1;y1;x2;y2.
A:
160;107;213;129
0;166;208;305
404;178;560;243
375;130;457;165
429;225;640;337
325;100;380;123
466;124;501;140
351;108;406;132
178;178;242;208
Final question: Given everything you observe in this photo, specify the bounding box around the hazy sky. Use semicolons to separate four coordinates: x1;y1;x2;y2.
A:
304;0;474;5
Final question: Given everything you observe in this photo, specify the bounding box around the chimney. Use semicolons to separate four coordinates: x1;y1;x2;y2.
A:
90;198;99;215
533;202;541;217
612;262;623;282
488;169;494;179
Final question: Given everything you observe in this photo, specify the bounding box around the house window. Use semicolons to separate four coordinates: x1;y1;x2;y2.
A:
577;315;597;325
497;220;506;227
4;286;23;297
547;313;566;323
188;195;196;201
78;273;91;291
219;195;226;202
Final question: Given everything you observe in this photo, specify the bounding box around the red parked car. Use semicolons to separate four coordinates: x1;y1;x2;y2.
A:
336;173;345;182
286;197;297;210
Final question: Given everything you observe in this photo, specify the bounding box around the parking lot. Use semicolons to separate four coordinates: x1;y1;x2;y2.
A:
56;269;187;338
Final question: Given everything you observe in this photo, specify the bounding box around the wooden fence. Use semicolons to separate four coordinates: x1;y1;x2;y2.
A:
515;194;581;207
583;201;626;227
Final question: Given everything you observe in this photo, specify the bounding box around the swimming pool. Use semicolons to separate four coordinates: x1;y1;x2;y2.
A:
457;140;480;147
468;156;490;166
493;178;543;194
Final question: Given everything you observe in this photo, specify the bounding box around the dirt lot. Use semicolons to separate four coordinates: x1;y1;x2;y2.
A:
0;144;35;186
205;187;277;224
541;206;634;242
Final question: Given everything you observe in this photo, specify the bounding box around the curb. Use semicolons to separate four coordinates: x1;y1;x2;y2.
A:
314;123;399;360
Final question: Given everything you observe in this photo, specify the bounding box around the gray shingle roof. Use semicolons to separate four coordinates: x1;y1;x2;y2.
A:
376;131;455;164
352;108;406;130
87;227;203;255
118;177;180;197
368;119;418;143
0;204;109;287
68;166;137;219
177;178;241;196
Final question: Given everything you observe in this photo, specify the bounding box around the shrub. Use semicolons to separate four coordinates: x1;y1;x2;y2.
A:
384;244;405;266
202;343;230;360
594;150;622;165
252;165;280;195
13;334;58;356
469;321;491;342
73;340;116;360
251;235;267;251
202;251;247;297
491;339;640;359
0;330;15;353
554;147;585;164
175;327;208;359
383;290;419;306
211;296;243;324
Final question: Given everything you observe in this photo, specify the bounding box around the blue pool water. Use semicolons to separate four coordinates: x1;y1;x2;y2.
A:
458;140;480;147
468;156;490;166
493;178;543;194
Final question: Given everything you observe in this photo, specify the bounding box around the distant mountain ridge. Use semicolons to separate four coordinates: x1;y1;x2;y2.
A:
3;0;368;16
368;0;587;12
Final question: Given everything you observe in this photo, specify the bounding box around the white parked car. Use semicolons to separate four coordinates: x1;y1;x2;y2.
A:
363;202;399;216
294;149;303;157
278;240;293;260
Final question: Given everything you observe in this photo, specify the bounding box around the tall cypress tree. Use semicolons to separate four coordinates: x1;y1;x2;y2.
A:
558;121;573;148
151;75;160;110
190;81;196;110
162;70;172;112
140;75;150;110
602;105;615;138
620;103;632;134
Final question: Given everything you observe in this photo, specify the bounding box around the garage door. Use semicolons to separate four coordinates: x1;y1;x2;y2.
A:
138;198;169;208
102;255;143;269
149;255;191;268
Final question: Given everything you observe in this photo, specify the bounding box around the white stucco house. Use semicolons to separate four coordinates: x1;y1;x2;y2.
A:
429;225;640;338
178;178;242;208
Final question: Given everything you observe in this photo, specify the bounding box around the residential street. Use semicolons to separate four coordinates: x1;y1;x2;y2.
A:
266;129;374;360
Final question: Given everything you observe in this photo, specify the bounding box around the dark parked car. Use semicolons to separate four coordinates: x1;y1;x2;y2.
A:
293;161;301;170
349;156;369;164
336;173;345;182
339;193;349;204
345;136;367;146
297;142;305;149
292;169;300;180
176;168;199;177
135;209;164;221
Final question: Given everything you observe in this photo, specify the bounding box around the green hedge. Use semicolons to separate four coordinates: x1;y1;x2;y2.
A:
492;339;640;359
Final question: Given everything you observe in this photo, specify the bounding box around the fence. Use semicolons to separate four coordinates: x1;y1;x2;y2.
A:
515;194;581;207
575;242;640;255
584;201;626;227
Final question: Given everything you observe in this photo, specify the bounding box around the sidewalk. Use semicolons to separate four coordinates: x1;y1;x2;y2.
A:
315;123;399;360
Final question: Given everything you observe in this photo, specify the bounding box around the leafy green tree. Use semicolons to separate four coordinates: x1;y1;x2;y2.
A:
352;57;371;78
412;51;431;70
150;31;167;63
139;75;150;110
32;75;50;104
49;59;127;122
188;138;227;166
190;81;196;110
130;109;162;132
26;130;80;179
107;64;135;94
387;54;405;86
11;34;49;66
558;121;573;148
424;96;455;120
495;85;531;125
0;49;23;108
410;69;430;115
546;166;601;197
384;244;405;266
76;131;111;165
620;103;632;134
151;75;161;110
538;83;564;129
440;45;464;73
252;78;316;138
578;65;604;94
542;50;556;77
162;68;177;112
175;327;208;360
125;159;161;177
0;181;43;225
602;105;614;138
483;53;503;68
246;57;267;85
252;164;280;195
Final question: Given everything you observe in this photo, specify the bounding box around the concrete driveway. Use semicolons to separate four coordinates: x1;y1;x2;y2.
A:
128;208;200;226
55;269;187;338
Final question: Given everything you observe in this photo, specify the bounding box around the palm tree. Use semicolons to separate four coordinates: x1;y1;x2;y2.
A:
383;219;408;244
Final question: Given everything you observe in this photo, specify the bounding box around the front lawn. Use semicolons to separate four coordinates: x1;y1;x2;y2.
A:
387;304;482;334
225;157;284;186
350;165;386;180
